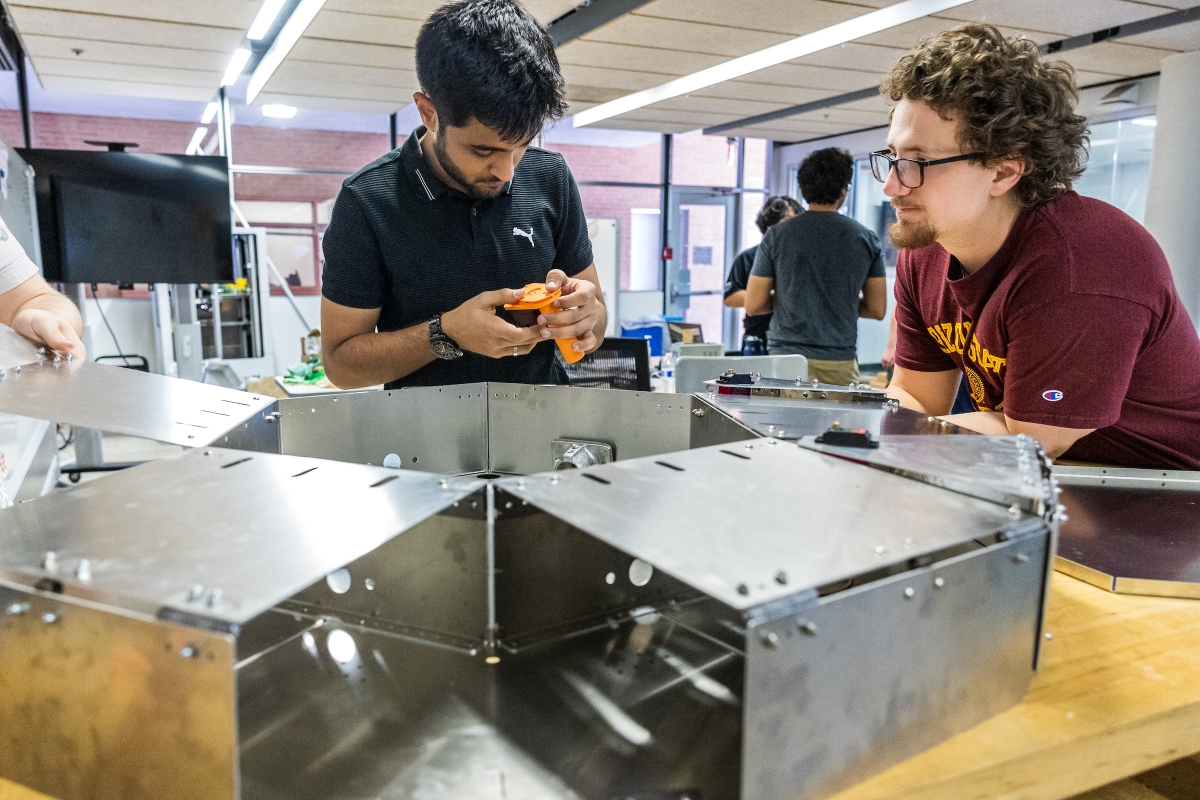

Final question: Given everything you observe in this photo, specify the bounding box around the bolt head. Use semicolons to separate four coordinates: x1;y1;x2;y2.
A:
736;583;749;596
903;587;915;599
798;620;818;636
775;570;788;585
933;577;946;589
761;631;779;648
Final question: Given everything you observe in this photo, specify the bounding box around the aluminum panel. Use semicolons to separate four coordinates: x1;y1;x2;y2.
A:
742;533;1049;800
0;584;237;800
278;384;489;474
0;448;483;626
801;433;1053;515
502;440;1034;611
703;391;972;439
237;622;579;800
0;358;276;446
0;323;44;369
487;383;694;475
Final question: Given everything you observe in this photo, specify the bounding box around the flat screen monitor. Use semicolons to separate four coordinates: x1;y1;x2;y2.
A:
17;149;233;284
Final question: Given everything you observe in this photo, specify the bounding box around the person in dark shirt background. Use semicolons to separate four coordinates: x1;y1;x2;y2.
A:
724;196;803;355
747;148;887;385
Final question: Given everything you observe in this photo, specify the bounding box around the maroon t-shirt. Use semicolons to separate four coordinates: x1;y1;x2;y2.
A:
895;191;1200;470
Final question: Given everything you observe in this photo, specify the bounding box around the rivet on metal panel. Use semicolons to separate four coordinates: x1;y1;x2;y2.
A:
812;379;819;387
206;588;223;607
903;587;915;599
438;479;448;488
5;602;29;615
42;611;58;624
692;408;704;417
187;584;204;602
903;537;915;548
550;476;559;484
42;551;58;573
629;559;654;586
187;434;194;439
364;579;375;591
75;559;91;581
927;416;937;422
12;365;19;374
761;631;779;648
798;620;817;636
737;583;749;595
180;644;199;659
775;570;788;585
874;545;887;555
831;421;841;430
605;572;616;585
1008;504;1021;517
1012;553;1030;564
934;577;946;589
1045;632;1053;639
505;501;513;509
821;393;828;399
37;347;45;354
0;369;6;379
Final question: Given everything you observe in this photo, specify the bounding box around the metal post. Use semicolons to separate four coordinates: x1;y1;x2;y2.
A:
217;86;233;161
389;112;398;151
658;133;672;314
15;50;31;148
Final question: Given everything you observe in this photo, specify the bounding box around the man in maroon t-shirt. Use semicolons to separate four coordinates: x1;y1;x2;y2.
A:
875;24;1200;469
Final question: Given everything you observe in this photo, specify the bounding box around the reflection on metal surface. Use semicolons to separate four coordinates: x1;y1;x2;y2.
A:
801;433;1055;515
0;357;276;446
0;323;44;369
1053;466;1200;599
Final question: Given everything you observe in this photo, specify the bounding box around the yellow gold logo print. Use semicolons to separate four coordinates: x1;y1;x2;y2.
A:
964;366;986;406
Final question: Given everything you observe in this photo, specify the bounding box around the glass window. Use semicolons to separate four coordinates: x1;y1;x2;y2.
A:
574;186;663;292
266;230;316;290
672;131;738;188
679;203;728;342
741;192;767;252
742;138;769;190
1075;116;1156;224
850;158;898;270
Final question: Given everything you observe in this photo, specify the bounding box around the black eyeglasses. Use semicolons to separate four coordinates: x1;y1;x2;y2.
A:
869;150;984;189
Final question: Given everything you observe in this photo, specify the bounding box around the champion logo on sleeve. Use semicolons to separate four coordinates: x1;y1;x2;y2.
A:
1042;390;1064;402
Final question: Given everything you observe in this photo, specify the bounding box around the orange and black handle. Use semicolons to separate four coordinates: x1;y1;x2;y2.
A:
504;282;585;364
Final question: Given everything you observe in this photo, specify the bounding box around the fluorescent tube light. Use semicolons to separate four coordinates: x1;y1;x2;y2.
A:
262;104;297;118
221;48;251;87
247;0;287;40
246;0;326;103
1131;117;1157;126
201;101;219;124
185;126;209;155
574;0;976;127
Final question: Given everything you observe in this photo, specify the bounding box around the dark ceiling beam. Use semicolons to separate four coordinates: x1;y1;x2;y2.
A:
701;4;1200;137
546;0;656;46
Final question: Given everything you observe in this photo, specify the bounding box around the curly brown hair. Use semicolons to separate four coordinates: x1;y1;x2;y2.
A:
880;24;1088;207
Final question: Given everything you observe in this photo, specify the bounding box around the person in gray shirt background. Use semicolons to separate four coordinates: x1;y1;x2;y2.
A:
746;147;887;386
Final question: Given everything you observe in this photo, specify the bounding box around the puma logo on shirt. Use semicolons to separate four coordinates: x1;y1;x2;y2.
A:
513;227;534;247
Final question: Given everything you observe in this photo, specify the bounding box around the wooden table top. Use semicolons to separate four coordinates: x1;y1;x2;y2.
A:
4;573;1199;800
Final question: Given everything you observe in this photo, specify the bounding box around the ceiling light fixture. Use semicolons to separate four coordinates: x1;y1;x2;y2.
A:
221;48;252;87
1131;117;1157;126
262;104;297;118
247;0;288;40
246;0;326;103
185;126;209;155
573;0;976;127
201;101;219;124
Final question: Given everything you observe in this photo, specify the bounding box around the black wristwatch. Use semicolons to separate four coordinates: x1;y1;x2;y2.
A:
429;313;463;360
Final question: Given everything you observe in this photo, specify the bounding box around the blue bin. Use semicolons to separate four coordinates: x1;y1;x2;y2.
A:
621;325;664;356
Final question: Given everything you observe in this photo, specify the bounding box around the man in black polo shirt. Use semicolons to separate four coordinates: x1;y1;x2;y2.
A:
320;0;605;389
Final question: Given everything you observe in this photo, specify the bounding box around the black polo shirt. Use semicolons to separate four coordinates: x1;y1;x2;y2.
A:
321;127;594;389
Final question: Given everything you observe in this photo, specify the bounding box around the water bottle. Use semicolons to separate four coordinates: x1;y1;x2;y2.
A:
661;351;674;379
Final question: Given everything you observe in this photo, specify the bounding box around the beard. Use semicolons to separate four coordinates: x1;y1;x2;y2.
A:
888;204;938;249
432;133;505;200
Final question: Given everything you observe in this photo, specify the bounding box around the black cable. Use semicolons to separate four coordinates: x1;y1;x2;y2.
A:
90;285;127;364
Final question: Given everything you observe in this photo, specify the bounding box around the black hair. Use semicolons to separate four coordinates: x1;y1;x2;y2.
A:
797;148;854;205
756;196;803;233
416;0;567;143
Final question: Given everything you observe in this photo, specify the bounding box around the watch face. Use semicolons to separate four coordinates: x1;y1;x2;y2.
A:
431;338;462;360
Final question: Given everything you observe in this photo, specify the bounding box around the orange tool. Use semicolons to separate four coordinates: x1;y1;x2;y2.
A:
504;282;585;364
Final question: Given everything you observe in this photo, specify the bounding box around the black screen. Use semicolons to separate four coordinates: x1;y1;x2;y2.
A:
18;149;233;284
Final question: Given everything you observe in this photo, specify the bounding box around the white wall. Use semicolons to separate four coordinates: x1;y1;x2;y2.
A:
82;297;157;365
269;294;322;371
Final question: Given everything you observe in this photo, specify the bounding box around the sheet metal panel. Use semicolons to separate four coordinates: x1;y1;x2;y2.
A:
702;390;971;439
0;584;237;800
0;323;43;369
278;384;490;474
502;439;1030;611
742;533;1049;800
801;433;1053;515
0;448;483;626
0;357;276;446
488;383;696;475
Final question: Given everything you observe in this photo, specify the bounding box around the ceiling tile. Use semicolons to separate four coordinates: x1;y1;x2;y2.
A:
8;7;244;51
935;0;1184;37
582;14;793;58
38;74;216;102
630;0;886;37
10;0;256;29
288;38;413;69
22;35;228;71
1053;41;1172;78
1119;19;1200;51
